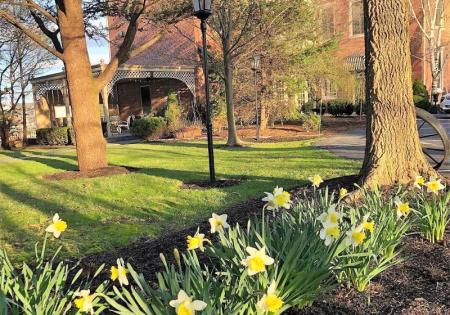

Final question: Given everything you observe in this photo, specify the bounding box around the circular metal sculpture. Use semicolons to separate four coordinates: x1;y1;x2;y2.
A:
416;108;450;170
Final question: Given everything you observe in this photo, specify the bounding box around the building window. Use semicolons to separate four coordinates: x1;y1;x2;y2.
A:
321;6;335;39
323;80;337;99
350;0;364;36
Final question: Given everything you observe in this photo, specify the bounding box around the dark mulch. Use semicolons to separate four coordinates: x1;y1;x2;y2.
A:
43;166;140;181
80;175;450;315
181;178;244;189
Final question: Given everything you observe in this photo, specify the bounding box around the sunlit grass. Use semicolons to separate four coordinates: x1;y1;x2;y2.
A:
0;140;359;260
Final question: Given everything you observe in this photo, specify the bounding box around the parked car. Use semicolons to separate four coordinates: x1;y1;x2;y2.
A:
440;93;450;112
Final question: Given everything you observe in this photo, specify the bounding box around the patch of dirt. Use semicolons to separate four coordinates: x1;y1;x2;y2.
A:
181;178;243;189
43;166;136;181
80;174;450;314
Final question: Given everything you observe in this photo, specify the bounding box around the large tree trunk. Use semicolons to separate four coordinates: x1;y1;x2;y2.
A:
223;50;242;147
57;0;107;171
0;124;11;150
360;0;436;187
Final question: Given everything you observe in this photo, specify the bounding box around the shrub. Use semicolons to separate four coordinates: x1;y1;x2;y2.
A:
298;112;321;132
327;100;354;116
36;127;75;146
165;92;182;133
354;102;366;115
413;95;432;111
130;116;167;140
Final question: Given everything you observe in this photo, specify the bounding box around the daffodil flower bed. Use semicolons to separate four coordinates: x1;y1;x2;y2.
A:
0;175;448;314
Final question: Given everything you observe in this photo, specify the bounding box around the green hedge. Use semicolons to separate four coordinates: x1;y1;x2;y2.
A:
36;127;75;146
326;100;354;116
130;116;167;139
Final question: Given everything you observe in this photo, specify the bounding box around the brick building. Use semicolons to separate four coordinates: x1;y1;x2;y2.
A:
319;0;450;101
31;18;204;134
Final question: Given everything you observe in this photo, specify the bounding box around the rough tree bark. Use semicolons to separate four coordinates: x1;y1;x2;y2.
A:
56;2;107;170
360;0;436;187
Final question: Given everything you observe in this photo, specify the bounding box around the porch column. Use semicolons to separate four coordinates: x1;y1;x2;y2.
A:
62;81;72;126
101;86;112;138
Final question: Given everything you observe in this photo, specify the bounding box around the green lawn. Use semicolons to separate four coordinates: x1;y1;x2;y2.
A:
0;140;359;260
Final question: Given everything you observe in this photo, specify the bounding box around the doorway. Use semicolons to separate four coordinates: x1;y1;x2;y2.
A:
140;85;151;115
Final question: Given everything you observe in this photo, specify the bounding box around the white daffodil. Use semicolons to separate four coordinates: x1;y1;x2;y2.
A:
425;176;445;194
169;290;207;315
345;225;366;247
74;290;96;314
319;222;340;246
413;176;425;189
187;230;210;251
394;196;411;218
208;213;230;234
241;246;275;276
45;213;67;238
317;204;342;225
308;175;323;188
262;186;292;211
257;281;284;313
110;258;128;286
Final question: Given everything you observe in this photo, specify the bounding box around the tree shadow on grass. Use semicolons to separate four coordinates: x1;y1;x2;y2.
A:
0;150;78;171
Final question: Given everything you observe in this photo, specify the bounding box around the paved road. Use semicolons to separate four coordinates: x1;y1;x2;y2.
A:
316;117;450;174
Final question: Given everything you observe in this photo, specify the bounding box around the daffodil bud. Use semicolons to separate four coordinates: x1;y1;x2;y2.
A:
159;253;167;267
173;248;181;268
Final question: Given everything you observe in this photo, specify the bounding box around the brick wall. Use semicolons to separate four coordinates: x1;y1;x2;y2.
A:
320;0;450;93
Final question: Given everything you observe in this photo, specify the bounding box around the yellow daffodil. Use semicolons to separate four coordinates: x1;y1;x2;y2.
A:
361;214;375;233
345;226;366;246
394;196;411;218
241;246;274;276
262;186;292;211
425;177;445;194
308;175;323;188
338;188;348;200
317;204;343;225
257;281;284;313
413;176;425;189
169;290;207;315
45;213;67;238
74;290;96;314
208;213;230;234
110;258;128;286
319;222;340;246
187;230;210;251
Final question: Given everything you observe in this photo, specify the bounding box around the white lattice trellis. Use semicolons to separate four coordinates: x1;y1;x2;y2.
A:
34;81;66;99
107;70;196;97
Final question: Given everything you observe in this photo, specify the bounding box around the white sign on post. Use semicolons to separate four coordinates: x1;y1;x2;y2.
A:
54;105;67;118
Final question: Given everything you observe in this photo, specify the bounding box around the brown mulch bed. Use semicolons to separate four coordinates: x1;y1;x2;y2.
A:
43;166;136;181
214;116;366;143
80;174;450;315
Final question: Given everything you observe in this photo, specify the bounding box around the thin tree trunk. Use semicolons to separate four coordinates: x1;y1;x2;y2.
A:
19;57;27;146
57;0;107;171
223;51;242;147
360;0;436;187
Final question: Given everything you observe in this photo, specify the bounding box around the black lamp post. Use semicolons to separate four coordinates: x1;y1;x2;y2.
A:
193;0;215;183
251;55;261;140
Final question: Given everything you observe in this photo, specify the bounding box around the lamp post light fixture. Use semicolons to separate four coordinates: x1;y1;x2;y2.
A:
193;0;215;183
251;54;261;141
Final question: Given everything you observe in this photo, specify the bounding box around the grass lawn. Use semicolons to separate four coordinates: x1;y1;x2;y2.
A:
0;140;359;260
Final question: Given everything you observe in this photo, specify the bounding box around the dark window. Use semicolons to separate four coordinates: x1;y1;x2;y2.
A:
140;86;151;115
351;1;364;36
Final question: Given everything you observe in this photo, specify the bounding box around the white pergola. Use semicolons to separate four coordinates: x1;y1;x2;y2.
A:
31;63;197;137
